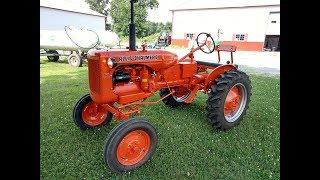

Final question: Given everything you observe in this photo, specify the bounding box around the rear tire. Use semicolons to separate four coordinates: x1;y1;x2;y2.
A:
104;117;157;172
159;88;190;108
206;70;251;131
73;94;112;130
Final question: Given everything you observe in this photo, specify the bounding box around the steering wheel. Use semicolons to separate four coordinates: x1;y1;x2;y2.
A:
196;32;216;54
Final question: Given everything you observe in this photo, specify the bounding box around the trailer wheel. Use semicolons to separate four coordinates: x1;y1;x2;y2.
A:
73;94;113;130
46;50;59;62
206;70;252;131
68;52;83;67
104;117;157;172
159;88;191;108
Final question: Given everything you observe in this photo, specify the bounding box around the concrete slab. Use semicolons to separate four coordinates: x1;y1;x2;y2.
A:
165;47;280;75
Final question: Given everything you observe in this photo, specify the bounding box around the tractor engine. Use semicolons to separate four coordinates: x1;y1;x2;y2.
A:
112;65;150;96
86;49;179;105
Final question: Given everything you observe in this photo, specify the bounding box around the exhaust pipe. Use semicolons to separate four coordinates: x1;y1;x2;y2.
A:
129;0;138;51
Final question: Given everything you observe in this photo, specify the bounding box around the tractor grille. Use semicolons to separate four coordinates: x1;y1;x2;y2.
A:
88;59;101;94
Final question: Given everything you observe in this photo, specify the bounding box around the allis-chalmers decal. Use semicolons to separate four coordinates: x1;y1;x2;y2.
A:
118;55;158;61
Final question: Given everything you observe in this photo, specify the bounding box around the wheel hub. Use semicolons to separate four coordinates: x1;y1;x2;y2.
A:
224;87;241;113
117;130;150;166
71;57;77;64
81;102;107;126
224;83;247;122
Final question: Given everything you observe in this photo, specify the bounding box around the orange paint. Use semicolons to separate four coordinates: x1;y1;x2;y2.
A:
171;39;264;51
140;66;149;91
171;39;189;48
116;130;150;166
81;101;108;126
204;64;237;91
181;61;197;78
224;86;241;116
85;35;239;121
118;92;152;105
220;41;264;51
114;82;141;95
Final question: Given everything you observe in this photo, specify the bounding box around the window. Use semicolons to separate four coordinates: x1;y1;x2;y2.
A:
185;33;194;39
233;34;248;41
235;34;245;41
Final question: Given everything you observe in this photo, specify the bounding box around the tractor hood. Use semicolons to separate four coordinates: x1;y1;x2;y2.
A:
88;49;178;71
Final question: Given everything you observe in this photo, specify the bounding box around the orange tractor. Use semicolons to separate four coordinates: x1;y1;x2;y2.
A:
73;0;251;172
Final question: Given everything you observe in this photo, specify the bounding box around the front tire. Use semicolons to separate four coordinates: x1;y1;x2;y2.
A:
104;117;157;172
206;70;252;131
73;94;113;130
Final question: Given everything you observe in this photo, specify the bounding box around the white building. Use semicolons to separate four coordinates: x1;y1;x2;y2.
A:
170;0;280;51
40;0;106;31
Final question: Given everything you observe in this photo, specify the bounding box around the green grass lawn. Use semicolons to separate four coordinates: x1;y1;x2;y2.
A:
40;58;280;179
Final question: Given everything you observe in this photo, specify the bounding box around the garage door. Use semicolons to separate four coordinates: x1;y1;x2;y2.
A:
266;12;280;35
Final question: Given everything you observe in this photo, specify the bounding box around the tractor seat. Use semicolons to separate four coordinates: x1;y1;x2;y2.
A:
196;61;222;67
196;44;238;68
196;61;238;68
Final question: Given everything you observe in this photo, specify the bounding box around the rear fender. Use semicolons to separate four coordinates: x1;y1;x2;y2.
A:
204;64;237;91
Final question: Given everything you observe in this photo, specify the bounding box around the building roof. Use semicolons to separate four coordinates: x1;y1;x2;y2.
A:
40;0;106;17
170;0;280;11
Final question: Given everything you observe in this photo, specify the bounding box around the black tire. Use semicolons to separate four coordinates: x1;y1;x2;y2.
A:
104;117;157;172
46;50;59;62
159;88;189;108
73;94;113;130
68;52;83;67
206;70;252;131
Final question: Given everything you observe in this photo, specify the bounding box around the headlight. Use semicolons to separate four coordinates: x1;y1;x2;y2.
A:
107;58;116;68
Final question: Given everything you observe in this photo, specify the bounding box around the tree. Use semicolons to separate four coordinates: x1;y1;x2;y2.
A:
110;0;159;38
86;0;108;15
165;22;172;31
85;0;110;30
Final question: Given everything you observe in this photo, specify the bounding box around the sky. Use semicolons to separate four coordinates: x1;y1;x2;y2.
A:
147;0;191;23
41;0;191;23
